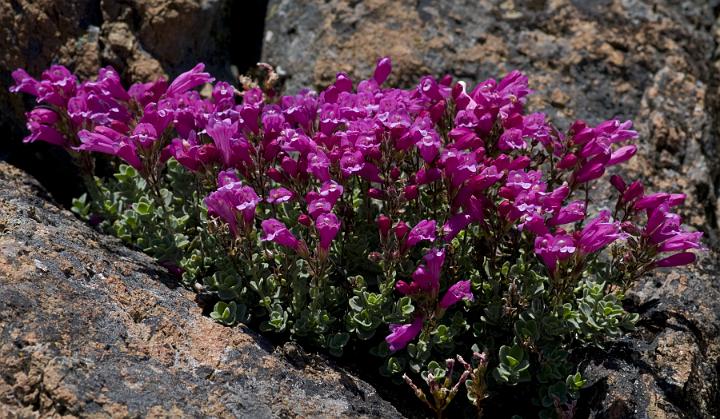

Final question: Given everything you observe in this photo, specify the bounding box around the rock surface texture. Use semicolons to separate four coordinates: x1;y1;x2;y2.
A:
263;0;720;417
0;162;402;418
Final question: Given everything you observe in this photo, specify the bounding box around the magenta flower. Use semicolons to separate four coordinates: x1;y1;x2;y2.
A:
498;128;526;151
308;150;331;181
377;215;392;239
217;169;239;186
574;159;606;183
261;219;300;250
206;117;252;168
165;63;214;97
396;248;445;295
340;150;365;177
657;232;704;252
308;199;332;219
654;252;697;267
578;211;624;254
205;182;260;235
534;232;577;272
549;201;585;226
407;220;437;247
373;56;392;85
266;187;294;204
164;134;219;172
316;212;341;250
129;123;158;149
386;315;423;352
10;68;41;96
23;108;66;146
608;145;637;166
439;280;474;309
318;181;344;205
76;128;143;172
622;180;644;203
442;213;472;242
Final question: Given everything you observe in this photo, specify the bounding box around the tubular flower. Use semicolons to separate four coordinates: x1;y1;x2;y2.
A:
316;212;341;250
261;218;300;250
386;316;424;352
406;220;437;247
439;280;474;309
534;232;576;273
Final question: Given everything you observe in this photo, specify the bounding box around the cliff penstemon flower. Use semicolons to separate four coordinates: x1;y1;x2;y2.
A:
11;57;705;417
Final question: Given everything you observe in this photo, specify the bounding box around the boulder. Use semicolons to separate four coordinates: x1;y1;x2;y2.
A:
0;161;402;418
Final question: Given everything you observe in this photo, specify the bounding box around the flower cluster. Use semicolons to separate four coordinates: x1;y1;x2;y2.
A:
11;58;703;417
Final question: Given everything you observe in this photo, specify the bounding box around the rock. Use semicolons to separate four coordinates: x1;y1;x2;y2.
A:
0;161;403;418
262;0;720;240
578;255;720;418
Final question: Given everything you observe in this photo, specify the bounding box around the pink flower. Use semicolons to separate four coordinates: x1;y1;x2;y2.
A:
386;316;423;352
76;128;143;172
578;211;624;254
654;252;696;267
396;248;445;295
308;199;332;219
407;220;437;247
439;280;474;309
261;218;300;250
166;63;214;97
534;232;576;272
549;201;585;226
266;187;294;204
442;213;472;242
373;56;392;85
316;213;340;250
205;182;260;235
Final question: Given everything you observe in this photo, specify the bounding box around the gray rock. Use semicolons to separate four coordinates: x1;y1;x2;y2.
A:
0;161;403;418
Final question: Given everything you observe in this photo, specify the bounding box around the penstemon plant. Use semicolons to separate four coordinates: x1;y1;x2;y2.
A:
10;58;704;417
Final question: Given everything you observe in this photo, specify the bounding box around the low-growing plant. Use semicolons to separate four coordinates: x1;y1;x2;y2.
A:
10;58;704;417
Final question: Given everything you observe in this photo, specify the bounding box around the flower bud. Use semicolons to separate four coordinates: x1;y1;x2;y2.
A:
557;153;578;170
394;221;409;242
297;214;312;226
373;57;392;85
368;188;385;200
620;221;640;235
390;167;401;180
622;180;644;203
610;175;627;192
266;167;284;183
377;215;392;239
403;185;419;200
